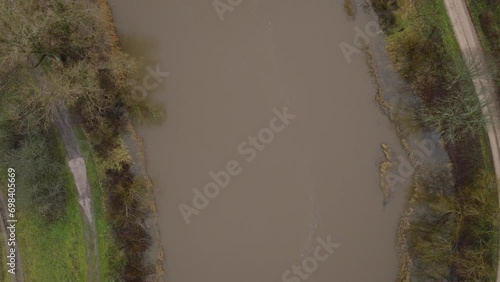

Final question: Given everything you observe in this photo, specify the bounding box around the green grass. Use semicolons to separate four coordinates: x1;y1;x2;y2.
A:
74;126;125;281
14;137;88;281
420;0;462;58
0;93;123;282
0;125;128;280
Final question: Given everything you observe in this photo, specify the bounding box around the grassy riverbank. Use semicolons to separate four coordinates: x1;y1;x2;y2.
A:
0;0;161;280
75;127;125;280
372;0;498;280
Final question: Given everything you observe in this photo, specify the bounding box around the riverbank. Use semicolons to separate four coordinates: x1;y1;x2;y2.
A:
372;0;499;280
0;0;163;280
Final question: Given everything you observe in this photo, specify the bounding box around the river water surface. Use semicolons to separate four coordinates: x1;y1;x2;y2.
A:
108;1;411;281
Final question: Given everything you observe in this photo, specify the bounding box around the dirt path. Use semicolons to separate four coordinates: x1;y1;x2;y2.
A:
28;63;100;281
53;107;100;282
443;0;500;280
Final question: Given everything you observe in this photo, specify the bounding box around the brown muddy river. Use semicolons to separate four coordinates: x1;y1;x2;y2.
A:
108;1;411;281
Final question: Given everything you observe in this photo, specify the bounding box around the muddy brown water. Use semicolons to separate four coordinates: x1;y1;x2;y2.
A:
108;1;413;281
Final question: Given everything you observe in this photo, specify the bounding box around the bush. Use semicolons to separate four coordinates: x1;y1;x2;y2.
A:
414;89;490;144
371;0;398;29
7;130;68;222
103;163;152;280
409;169;499;281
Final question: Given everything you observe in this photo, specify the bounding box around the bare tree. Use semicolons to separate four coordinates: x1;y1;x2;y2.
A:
413;55;493;144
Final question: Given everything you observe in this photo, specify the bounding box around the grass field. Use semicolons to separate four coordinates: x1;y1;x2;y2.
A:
14;137;88;281
0;126;124;281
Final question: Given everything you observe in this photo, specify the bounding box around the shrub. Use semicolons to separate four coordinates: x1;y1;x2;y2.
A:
415;89;490;144
7;130;68;222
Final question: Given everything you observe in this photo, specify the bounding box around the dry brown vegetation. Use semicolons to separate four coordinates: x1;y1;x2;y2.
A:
379;143;393;206
344;0;358;19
